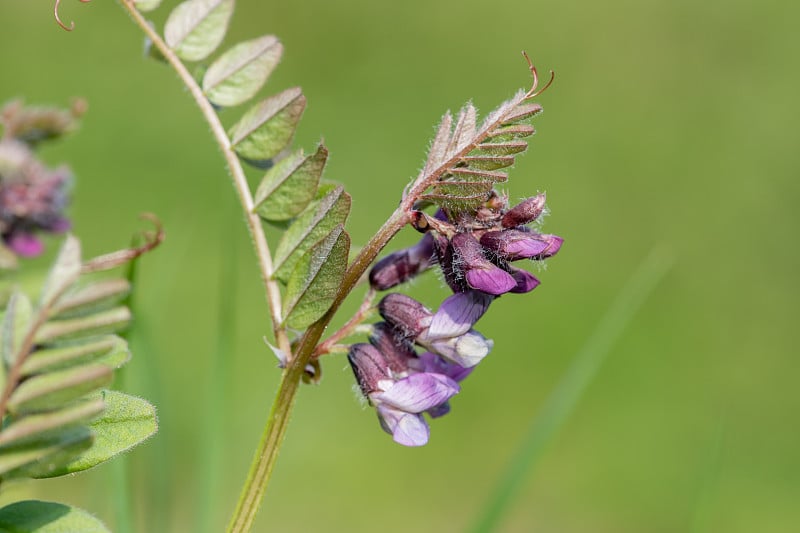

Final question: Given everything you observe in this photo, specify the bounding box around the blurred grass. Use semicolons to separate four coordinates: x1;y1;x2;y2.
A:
472;246;673;532
1;0;798;532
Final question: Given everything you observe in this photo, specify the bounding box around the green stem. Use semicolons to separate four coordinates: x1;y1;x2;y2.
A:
118;3;413;530
226;209;409;532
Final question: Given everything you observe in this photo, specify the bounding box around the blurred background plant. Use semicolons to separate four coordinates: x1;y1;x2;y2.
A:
0;0;796;532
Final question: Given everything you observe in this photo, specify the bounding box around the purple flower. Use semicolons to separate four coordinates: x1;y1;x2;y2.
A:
348;342;460;446
416;351;475;418
379;292;493;368
449;232;517;295
0;139;71;258
357;187;564;445
507;266;540;294
480;229;562;261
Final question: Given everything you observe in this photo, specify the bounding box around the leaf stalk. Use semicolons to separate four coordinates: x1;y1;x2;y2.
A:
118;0;291;357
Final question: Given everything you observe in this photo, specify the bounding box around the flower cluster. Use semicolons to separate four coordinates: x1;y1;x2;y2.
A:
349;192;563;445
0;100;82;262
348;293;486;446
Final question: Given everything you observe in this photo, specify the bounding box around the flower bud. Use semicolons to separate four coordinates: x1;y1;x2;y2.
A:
369;232;435;290
348;343;391;395
368;322;417;375
480;229;552;261
501;193;546;228
378;293;432;340
531;234;564;259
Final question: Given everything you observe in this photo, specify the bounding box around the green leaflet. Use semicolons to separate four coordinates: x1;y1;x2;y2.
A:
272;185;351;283
283;225;350;330
472;141;528;155
228;87;306;161
21;336;130;377
0;426;93;478
38;235;81;309
164;0;234;62
52;279;131;319
134;0;163;11
458;155;516;170
7;364;113;415
0;501;110;533
34;307;131;344
0;398;104;448
253;144;327;222
203;35;283;107
502;102;543;124
33;390;157;478
1;290;32;374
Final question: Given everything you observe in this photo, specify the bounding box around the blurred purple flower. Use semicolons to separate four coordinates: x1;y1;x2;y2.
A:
0;139;71;258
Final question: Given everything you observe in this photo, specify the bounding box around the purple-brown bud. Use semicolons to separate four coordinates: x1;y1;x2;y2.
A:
501;193;546;228
368;322;417;374
480;229;552;261
378;293;433;340
369;233;435;290
348;343;391;395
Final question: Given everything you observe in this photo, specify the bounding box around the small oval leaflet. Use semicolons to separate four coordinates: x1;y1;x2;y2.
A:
203;35;283;107
7;364;113;415
164;0;234;62
228;87;306;161
253;143;328;222
283;225;350;330
272;185;351;283
134;0;163;11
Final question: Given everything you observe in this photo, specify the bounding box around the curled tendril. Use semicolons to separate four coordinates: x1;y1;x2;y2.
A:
81;213;165;273
522;51;555;99
54;0;92;32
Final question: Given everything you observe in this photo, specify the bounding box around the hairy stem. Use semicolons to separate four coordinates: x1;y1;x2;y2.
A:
313;288;376;358
118;0;291;356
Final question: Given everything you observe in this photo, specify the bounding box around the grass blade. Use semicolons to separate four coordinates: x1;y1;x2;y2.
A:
470;245;673;532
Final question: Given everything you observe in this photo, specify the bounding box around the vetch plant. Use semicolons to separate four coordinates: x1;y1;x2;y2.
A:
3;0;566;530
0;102;161;530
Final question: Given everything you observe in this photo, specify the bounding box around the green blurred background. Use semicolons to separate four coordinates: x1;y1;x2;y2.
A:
1;0;798;531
